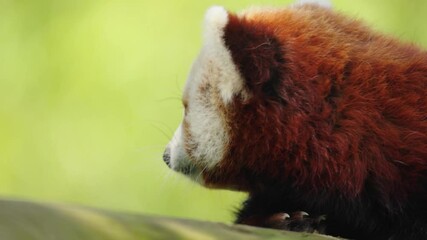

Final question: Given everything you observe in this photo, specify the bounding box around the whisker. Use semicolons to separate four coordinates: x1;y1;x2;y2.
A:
134;145;165;152
159;167;178;191
175;76;183;94
155;96;182;103
150;123;173;141
153;121;176;137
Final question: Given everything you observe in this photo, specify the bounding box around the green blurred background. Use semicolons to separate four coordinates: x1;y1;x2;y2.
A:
0;0;426;223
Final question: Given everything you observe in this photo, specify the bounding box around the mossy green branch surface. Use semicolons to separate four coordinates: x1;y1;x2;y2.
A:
0;199;341;240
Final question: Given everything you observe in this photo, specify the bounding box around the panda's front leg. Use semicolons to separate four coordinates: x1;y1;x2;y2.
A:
235;194;327;234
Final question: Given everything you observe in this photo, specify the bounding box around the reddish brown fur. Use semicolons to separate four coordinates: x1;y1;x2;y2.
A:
201;5;427;205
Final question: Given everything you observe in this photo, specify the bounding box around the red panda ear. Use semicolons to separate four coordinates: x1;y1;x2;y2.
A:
202;6;248;103
223;14;286;100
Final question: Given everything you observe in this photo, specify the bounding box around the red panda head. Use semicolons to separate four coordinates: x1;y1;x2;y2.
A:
163;2;361;192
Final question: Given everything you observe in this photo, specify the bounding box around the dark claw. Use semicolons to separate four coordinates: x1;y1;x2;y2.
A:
291;211;309;220
267;211;327;234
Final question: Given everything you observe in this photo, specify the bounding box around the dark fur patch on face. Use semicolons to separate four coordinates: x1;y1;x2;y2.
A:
224;14;287;102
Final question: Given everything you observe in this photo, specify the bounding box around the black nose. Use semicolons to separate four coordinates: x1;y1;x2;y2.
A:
163;147;171;168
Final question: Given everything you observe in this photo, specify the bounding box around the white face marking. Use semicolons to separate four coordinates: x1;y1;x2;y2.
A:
184;49;229;170
167;124;204;184
168;47;230;179
165;6;246;183
168;124;187;170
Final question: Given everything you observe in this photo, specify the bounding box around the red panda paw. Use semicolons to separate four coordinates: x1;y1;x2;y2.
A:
265;211;327;234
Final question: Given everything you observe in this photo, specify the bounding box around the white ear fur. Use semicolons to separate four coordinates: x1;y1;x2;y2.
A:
204;6;228;38
201;6;247;103
294;0;333;8
203;6;229;50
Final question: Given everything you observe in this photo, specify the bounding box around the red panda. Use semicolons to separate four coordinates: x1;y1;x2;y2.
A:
163;1;427;239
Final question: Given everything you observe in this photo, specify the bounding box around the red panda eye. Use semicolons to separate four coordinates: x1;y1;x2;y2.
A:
183;103;188;116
